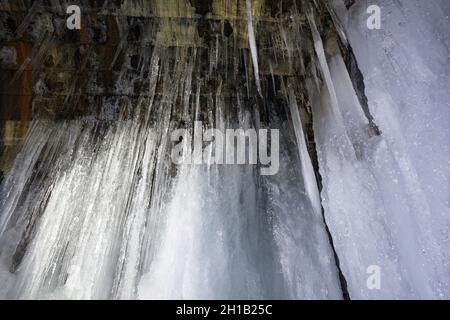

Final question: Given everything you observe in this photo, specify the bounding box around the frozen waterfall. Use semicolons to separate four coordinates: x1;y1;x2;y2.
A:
0;0;449;300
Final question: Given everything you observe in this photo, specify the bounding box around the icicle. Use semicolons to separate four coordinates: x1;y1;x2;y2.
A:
269;61;276;92
306;10;355;157
245;0;262;97
307;12;342;125
323;0;348;45
287;88;322;218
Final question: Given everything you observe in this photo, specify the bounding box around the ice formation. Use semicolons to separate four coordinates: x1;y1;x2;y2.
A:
0;46;341;299
0;0;449;299
320;0;450;299
246;0;262;96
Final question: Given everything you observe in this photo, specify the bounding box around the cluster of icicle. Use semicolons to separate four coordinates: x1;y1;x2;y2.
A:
0;5;342;297
1;0;449;299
